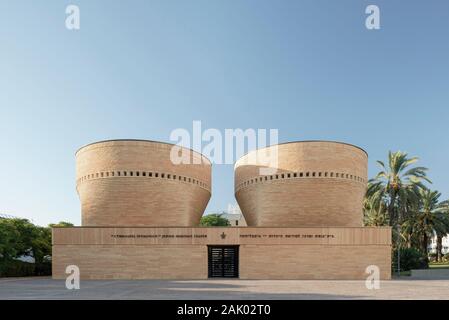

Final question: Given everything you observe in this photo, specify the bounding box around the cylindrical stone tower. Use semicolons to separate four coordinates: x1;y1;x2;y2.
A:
76;139;211;226
234;141;368;227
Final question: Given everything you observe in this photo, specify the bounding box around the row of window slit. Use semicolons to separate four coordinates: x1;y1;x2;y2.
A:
237;171;365;190
78;171;208;189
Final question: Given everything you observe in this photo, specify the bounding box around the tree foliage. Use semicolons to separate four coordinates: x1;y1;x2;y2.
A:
392;248;428;271
199;214;230;226
0;219;21;261
0;218;74;276
365;151;449;264
48;221;74;228
0;218;53;264
366;151;430;226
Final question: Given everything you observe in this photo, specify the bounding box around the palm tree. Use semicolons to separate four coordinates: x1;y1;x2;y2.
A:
363;197;388;226
410;189;449;260
366;151;430;228
435;200;449;262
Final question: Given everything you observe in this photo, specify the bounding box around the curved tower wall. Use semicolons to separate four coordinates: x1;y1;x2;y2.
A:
234;141;368;227
76;140;211;227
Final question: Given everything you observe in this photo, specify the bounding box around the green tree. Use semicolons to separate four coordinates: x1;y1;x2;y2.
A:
392;247;428;271
0;218;54;265
7;219;52;264
199;214;230;226
0;219;21;261
403;189;449;261
363;197;388;226
367;151;430;228
436;200;449;261
8;219;39;259
48;221;74;228
31;226;52;264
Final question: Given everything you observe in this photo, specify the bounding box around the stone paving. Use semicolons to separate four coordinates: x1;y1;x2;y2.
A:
0;277;448;299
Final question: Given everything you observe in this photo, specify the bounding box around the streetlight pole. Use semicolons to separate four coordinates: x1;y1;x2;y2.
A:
397;223;401;277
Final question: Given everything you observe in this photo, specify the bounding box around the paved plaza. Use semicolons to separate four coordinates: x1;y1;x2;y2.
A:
0;277;448;299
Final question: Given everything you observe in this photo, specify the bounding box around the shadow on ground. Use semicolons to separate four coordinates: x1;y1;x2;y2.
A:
0;277;370;300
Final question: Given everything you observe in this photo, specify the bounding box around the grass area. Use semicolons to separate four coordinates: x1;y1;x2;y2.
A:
429;262;449;269
391;269;412;277
392;262;449;276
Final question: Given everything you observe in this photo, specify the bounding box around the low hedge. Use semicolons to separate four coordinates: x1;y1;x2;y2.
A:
0;260;51;277
35;261;52;276
392;248;428;272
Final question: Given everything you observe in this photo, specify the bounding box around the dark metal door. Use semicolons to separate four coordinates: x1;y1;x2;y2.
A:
208;246;239;278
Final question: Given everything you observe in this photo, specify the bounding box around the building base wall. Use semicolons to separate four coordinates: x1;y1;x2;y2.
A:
240;245;391;280
52;245;207;280
52;227;391;280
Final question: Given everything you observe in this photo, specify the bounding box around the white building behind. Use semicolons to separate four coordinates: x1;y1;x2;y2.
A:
209;204;247;227
429;234;449;255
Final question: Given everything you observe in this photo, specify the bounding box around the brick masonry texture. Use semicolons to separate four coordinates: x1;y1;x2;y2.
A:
51;139;391;280
235;141;368;227
239;244;391;280
52;227;391;280
76;140;211;226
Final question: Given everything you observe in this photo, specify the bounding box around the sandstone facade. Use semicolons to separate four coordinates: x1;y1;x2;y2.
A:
235;141;367;227
76;140;211;226
51;139;391;280
52;227;391;280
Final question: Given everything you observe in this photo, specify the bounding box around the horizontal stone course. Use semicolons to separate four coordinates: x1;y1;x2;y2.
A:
235;141;368;227
52;227;391;280
76;140;211;227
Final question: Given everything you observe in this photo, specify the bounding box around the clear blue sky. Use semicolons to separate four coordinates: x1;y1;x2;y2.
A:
1;1;448;226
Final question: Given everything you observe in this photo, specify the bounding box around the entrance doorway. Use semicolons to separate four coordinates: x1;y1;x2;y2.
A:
208;246;239;278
